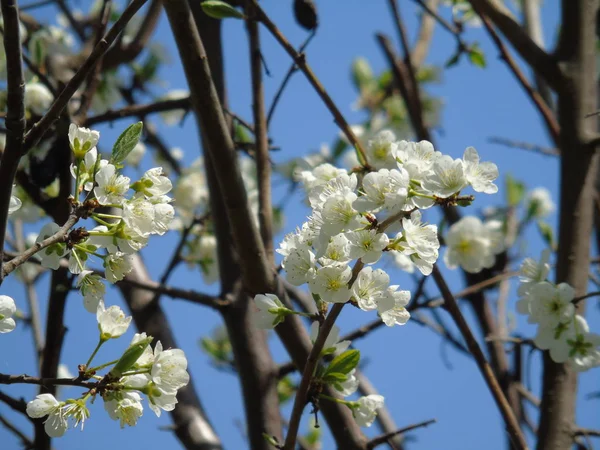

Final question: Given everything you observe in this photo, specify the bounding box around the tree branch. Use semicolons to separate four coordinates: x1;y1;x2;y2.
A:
250;0;370;167
431;265;527;450
245;6;274;262
474;8;559;145
1;212;79;279
119;255;223;450
366;418;437;449
0;0;26;283
22;0;149;153
466;0;563;92
85;96;190;126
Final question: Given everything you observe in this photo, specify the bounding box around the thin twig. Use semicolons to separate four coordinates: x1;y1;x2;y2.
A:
250;0;369;167
86;97;191;126
474;8;559;145
431;265;528;450
117;276;227;309
0;373;96;388
367;418;437;449
1;212;79;279
267;30;316;125
246;5;274;262
488;136;559;157
14;220;44;362
0;413;33;448
23;0;149;153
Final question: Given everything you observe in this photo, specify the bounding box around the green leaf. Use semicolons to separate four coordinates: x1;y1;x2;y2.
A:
444;51;462;69
468;43;487;68
505;174;525;206
323;372;348;384
111;122;143;167
536;221;555;249
201;1;244;20
324;349;360;376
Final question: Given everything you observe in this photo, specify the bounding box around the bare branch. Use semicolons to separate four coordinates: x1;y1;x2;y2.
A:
367;418;437;449
0;0;26;283
1;212;79;279
431;265;527;450
23;0;149;153
250;0;370;167
86;97;190;126
245;6;274;262
466;0;563;92
475;10;559;145
488;136;559;157
0;413;33;448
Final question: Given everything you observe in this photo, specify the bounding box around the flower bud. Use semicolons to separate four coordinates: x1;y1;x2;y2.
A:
109;336;153;379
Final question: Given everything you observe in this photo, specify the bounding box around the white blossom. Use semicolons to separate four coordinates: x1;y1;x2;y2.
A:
444;216;497;273
94;164;130;205
299;163;347;194
138;167;172;197
345;229;389;264
377;286;411;326
422;155;467;198
366;130;398;169
309;265;352;303
566;316;600;372
68;124;99;158
320;192;362;237
318;233;351;266
123;195;155;237
282;248;316;286
309;322;350;355
517;249;551;298
252;294;287;329
0;295;16;333
462;147;498;194
26;394;68;438
353;168;409;213
527;282;575;327
353;395;384;427
35;222;68;270
336;369;359;397
103;391;144;428
150;341;190;394
97;304;132;340
394;140;440;175
351;267;389;311
104;252;133;283
76;270;105;313
24;82;53;115
526;187;555;219
400;210;439;264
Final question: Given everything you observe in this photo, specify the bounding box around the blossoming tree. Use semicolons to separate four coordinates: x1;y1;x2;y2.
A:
0;1;598;450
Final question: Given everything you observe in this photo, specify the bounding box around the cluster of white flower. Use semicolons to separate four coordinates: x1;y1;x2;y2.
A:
31;123;175;312
2;122;190;436
26;328;189;436
252;129;498;427
517;250;600;372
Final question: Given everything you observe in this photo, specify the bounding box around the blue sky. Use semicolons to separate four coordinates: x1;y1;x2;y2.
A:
1;1;599;449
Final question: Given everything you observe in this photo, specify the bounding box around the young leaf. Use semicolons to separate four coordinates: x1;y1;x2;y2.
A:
201;1;244;20
324;349;360;376
468;43;487;68
505;174;525;206
111;122;143;167
323;372;348;384
537;221;555;250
